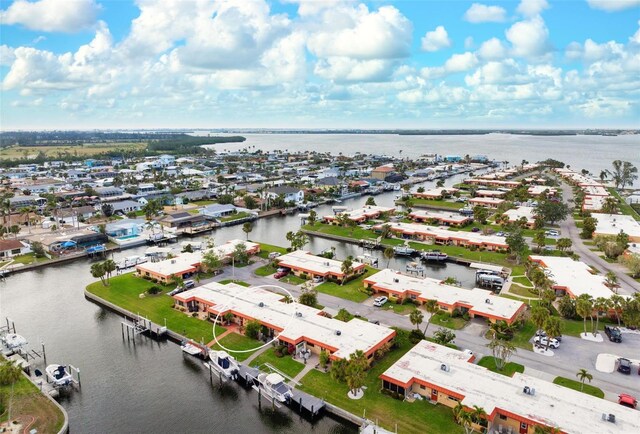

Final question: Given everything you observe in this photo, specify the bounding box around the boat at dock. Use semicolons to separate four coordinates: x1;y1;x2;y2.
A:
421;250;449;262
206;350;240;380
117;255;148;269
45;364;74;387
181;340;207;358
1;333;28;355
356;253;378;267
257;372;293;403
393;246;416;257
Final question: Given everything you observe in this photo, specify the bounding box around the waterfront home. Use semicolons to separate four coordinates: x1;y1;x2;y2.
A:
373;222;508;251
0;239;31;259
474;189;506;198
528;255;616;299
364;269;525;324
468;197;505;209
265;186;304;204
583;195;608;213
592;213;640;241
371;165;394;181
8;195;43;209
136;239;260;283
157;212;212;234
324;205;396;224
199;204;242;219
276;250;366;282
109;200;142;215
526;185;557;197
502;206;536;229
413;188;459;200
173;282;395;361
466;178;520;189
380;340;640;434
26;230;108;254
95;186;125;199
408;210;471;227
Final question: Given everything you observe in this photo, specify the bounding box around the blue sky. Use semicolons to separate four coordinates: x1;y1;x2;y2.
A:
1;0;639;129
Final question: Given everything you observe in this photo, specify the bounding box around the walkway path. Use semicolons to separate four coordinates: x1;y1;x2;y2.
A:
292;362;316;383
206;324;239;347
558;180;639;295
242;345;270;365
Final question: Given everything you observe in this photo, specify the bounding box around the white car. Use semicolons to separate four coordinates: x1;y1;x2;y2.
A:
545;230;560;237
534;336;560;349
373;296;388;307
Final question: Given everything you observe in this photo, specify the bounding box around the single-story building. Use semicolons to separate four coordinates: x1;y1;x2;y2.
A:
502;206;536;229
276;250;366;282
109;200;143;215
527;185;557;197
380;340;640;434
199;204;242;219
468;197;505;209
0;239;31;259
373;222;508;251
408;210;471;227
466;179;520;188
592;214;640;241
474;189;506;198
364;269;525;324
414;188;459;200
174;282;396;361
266;186;304;204
324;205;396;224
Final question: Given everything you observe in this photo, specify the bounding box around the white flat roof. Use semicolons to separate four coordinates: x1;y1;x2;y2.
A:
375;222;508;247
583;186;610;196
381;341;640;434
365;269;524;322
175;283;395;359
277;250;365;277
529;255;615;299
504;206;536;223
476;189;507;197
583;195;607;211
594;214;640;239
409;209;470;224
326;205;395;221
527;185;557;195
469;197;505;205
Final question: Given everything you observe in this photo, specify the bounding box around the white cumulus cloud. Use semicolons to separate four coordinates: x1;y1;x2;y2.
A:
0;0;101;32
506;17;551;59
586;0;640;12
516;0;549;17
421;26;452;52
478;37;507;60
464;3;507;23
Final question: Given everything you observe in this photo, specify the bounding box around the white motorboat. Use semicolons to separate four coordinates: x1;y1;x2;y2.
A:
421;250;449;262
46;364;73;387
181;340;205;357
1;333;27;355
117;255;147;269
258;372;293;403
207;350;239;380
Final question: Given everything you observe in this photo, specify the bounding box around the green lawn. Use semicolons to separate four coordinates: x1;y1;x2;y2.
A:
511;275;532;286
220;211;252;222
86;273;223;342
303;223;380;241
209;332;261;362
257;242;288;259
9;252;49;265
403;198;465;210
254;263;277;276
508;284;537;298
219;279;250;287
408;242;511;267
192;200;217;206
249;348;305;378
279;274;307;285
477;356;524;377
553;376;604;398
608;188;640;221
299;331;464;434
315;267;377;303
510;320;538;350
430;311;468;330
383;302;418;315
0;356;66;432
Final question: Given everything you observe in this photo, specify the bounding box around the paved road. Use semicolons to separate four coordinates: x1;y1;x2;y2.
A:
558;181;639;295
216;261;640;399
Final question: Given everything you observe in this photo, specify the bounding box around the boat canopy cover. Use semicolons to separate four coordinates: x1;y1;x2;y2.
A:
469;263;504;272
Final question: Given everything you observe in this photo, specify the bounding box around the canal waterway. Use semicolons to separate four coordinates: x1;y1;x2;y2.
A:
0;173;476;433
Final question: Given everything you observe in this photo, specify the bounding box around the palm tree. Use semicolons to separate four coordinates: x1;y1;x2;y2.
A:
90;262;107;286
543;316;562;352
488;338;516;371
103;259;117;284
576;368;593;392
409;309;424;331
423;299;439;335
242;222;253;240
340;257;353;285
452;402;465;423
604;271;619;293
576;295;593;336
530;306;549;336
383;246;394;268
593;297;610;336
609;294;624;326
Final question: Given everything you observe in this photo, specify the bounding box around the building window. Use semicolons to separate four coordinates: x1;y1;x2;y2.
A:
419;385;426;390
449;396;459;402
520;423;527;430
499;415;507;421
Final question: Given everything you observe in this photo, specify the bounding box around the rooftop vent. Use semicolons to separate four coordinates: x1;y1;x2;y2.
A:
485;299;491;304
523;386;535;396
607;414;616;423
258;302;264;308
393;278;399;283
335;330;342;336
295;311;302;317
440;363;450;372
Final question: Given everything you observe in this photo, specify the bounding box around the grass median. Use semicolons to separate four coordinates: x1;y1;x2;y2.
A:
315;266;377;303
249;348;305;378
553;376;604;398
477;356;525;377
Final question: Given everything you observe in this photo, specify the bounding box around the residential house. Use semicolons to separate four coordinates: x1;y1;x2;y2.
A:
0;240;31;259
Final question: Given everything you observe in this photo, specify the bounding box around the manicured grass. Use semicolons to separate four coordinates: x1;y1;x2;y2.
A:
192;200;217;206
408;241;511;267
0;142;147;160
553;376;604;398
508;284;537;298
219;279;250;287
478;356;524;377
279;274;307;285
383;302;417;315
9;252;49;265
430;311;468;330
315;267;377;303
303;223;380;241
0;356;66;432
86;273;223;342
254;263;277;276
209;332;261;362
299;331;464;434
404;198;465;209
249;348;305;378
512;275;532;286
608;188;640;221
510;320;538;350
220;211;252;222
257;242;288;259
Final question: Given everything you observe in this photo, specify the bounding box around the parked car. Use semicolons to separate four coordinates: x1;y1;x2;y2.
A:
183;279;195;289
535;330;562;342
604;325;622;343
618;394;638;409
533;336;560;349
373;296;388;307
277;267;287;273
495;231;506;237
545;230;560;237
313;276;324;283
168;286;185;296
618;358;632;375
471;227;480;232
274;270;289;279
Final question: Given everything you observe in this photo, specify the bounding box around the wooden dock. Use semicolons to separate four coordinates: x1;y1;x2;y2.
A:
290;389;325;417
